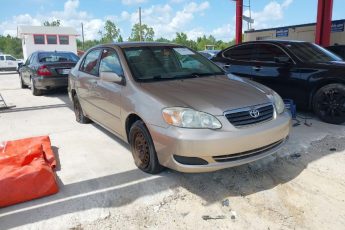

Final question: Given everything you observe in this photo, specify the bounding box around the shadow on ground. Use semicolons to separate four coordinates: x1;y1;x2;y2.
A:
1;91;344;229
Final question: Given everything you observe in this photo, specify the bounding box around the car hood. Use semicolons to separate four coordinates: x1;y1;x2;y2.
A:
316;61;345;67
139;75;272;115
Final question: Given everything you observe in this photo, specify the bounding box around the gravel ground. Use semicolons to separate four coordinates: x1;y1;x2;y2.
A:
0;72;345;230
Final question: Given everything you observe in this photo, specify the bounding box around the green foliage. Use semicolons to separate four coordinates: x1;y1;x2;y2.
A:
0;35;23;58
43;20;61;27
99;20;120;43
129;23;155;41
155;37;171;43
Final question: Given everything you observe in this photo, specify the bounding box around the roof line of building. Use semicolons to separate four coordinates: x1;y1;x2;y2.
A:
245;19;345;34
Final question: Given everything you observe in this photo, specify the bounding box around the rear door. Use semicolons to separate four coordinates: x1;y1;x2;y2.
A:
212;44;255;78
92;48;124;135
77;48;102;118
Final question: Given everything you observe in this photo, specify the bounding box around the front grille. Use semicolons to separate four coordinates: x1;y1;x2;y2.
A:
224;103;274;127
213;139;284;163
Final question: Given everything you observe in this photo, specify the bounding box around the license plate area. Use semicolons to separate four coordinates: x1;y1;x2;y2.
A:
58;69;71;75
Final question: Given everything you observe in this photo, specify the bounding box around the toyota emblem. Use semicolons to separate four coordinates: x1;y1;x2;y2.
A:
249;109;260;118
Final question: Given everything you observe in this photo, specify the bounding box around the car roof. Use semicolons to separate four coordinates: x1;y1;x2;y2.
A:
240;40;309;45
97;42;183;49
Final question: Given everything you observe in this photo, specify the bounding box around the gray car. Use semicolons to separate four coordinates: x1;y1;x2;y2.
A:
68;42;291;174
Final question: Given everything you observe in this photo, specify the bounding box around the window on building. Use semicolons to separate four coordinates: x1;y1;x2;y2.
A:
59;35;69;45
34;35;45;44
47;35;57;44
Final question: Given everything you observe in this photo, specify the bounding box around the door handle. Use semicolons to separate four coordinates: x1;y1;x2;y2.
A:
252;66;262;71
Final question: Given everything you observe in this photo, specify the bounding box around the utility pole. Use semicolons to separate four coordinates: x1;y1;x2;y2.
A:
81;22;85;50
139;7;142;41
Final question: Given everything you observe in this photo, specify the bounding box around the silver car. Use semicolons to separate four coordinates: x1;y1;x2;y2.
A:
68;42;291;174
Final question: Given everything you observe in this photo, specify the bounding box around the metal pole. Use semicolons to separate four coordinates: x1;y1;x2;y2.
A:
315;0;333;47
235;0;243;44
81;22;85;50
139;7;142;41
248;0;252;29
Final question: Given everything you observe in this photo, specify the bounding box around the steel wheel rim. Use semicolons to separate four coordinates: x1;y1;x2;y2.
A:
133;131;150;169
317;89;345;118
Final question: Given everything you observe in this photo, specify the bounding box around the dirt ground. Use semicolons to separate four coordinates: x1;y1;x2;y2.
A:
0;72;345;230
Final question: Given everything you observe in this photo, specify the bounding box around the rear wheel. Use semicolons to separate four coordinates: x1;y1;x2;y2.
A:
129;120;164;174
313;83;345;124
73;94;91;124
19;73;28;89
30;78;42;96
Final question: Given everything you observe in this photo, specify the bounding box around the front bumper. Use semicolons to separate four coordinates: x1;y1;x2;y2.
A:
148;112;291;173
33;76;68;90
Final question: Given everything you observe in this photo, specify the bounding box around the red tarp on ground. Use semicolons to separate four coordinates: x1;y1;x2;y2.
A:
0;136;59;207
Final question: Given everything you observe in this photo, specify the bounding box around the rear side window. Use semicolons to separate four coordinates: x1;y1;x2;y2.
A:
99;49;124;76
223;45;254;61
254;44;288;62
47;35;57;44
80;49;102;75
34;35;45;44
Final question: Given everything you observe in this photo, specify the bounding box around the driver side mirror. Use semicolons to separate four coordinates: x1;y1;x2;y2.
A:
100;71;123;84
274;56;292;64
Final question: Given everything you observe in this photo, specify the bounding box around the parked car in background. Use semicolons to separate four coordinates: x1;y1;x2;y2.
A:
0;54;23;72
212;41;345;124
69;42;291;174
199;50;220;59
326;45;345;60
19;51;79;96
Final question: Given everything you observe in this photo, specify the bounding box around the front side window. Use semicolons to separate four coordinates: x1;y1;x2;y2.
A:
47;35;57;44
254;44;289;62
80;49;102;75
123;46;223;82
223;45;254;61
100;49;124;76
59;35;69;45
5;56;16;61
34;35;45;44
0;56;4;61
286;42;342;63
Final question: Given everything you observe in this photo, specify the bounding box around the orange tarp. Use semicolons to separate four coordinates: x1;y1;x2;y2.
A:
0;136;59;207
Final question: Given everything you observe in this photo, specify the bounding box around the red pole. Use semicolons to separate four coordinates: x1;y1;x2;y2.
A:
315;0;333;47
235;0;243;44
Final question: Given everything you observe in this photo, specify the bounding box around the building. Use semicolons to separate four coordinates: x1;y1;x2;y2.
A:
244;19;345;46
17;26;79;60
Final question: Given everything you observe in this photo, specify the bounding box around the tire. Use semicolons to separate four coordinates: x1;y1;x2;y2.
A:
30;78;42;96
129;120;164;174
19;73;28;89
73;94;91;124
313;83;345;124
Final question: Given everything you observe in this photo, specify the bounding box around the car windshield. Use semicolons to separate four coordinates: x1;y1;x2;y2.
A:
38;52;79;63
285;42;343;63
123;46;224;82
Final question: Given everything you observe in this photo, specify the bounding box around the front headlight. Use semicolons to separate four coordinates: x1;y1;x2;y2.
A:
162;107;222;129
270;91;285;114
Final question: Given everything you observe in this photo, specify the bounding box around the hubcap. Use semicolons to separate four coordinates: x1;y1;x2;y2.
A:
133;132;150;169
318;89;345;118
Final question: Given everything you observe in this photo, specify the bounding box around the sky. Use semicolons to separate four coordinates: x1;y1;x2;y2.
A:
0;0;344;41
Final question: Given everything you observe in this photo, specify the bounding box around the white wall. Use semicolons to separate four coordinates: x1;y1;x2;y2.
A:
22;35;77;61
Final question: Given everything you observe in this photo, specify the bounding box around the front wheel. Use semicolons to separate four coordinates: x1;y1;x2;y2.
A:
313;83;345;124
19;73;28;89
129;120;164;174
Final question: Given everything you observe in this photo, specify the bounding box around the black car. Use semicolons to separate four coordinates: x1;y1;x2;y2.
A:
19;51;79;96
326;45;345;60
212;40;345;124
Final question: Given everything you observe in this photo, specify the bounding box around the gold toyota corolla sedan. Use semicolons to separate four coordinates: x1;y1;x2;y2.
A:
68;42;291;174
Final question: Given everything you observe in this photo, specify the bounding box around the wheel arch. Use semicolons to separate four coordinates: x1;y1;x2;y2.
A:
125;113;144;142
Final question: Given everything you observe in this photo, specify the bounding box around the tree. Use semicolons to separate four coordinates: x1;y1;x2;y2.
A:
0;35;23;58
173;32;197;50
43;20;61;27
99;20;121;43
129;23;155;41
117;35;123;42
155;37;171;43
